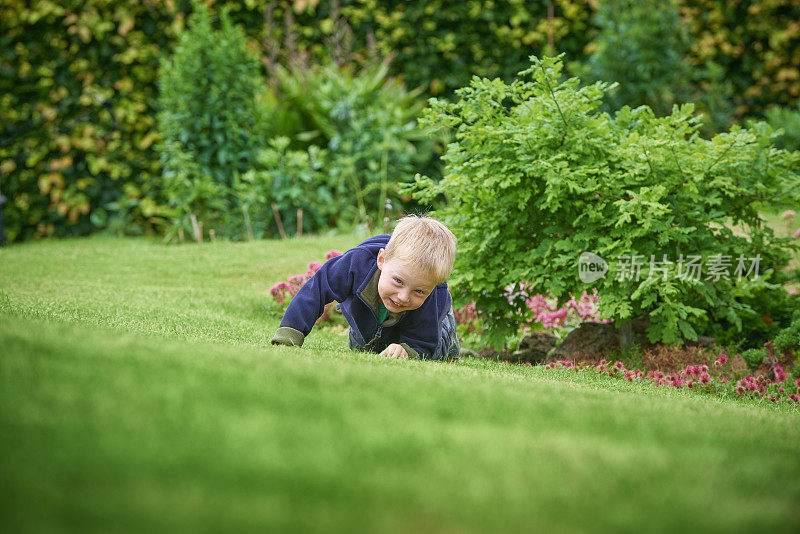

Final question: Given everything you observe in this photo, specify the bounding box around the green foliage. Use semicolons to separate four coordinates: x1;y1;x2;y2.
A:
291;0;594;97
157;5;268;241
272;59;438;227
4;0;800;243
740;348;767;370
409;55;800;349
762;105;800;152
680;0;800;122
575;0;691;116
697;269;799;351
238;138;333;238
0;0;178;242
774;318;800;356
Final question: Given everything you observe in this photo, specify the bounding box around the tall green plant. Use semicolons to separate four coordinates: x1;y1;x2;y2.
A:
409;55;800;349
157;4;268;241
273;59;438;228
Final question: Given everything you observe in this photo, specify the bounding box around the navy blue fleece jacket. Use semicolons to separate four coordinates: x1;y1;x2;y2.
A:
270;234;453;360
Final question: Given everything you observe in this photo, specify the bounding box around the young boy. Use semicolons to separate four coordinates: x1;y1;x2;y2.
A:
270;215;460;360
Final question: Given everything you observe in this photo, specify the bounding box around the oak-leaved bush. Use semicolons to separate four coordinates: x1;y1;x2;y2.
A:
410;55;800;349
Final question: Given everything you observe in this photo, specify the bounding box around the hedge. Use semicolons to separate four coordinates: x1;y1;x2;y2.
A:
1;0;798;243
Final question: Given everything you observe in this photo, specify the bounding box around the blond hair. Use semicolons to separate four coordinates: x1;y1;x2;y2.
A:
384;215;456;285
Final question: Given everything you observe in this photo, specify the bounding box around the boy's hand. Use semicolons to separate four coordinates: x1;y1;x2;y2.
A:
380;343;409;359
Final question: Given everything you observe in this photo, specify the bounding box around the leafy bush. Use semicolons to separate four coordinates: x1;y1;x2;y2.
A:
272;59;439;228
680;0;800;122
740;348;767;370
409;55;800;349
774;318;800;356
698;274;799;351
157;4;269;241
238;138;332;239
289;0;593;97
574;0;691;117
5;0;800;243
0;0;177;242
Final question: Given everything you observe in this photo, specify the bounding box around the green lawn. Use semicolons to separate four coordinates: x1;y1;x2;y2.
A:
1;236;799;533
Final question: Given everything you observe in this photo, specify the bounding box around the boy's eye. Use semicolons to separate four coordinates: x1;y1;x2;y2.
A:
415;289;425;295
394;278;403;285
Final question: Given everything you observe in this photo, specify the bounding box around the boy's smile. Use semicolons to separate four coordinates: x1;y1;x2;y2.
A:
376;248;437;313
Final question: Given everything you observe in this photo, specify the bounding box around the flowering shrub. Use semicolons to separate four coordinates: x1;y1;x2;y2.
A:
454;300;479;334
511;286;610;330
270;250;342;323
454;287;609;350
544;352;800;405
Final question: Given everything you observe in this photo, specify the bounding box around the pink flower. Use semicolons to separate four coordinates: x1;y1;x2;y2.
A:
288;274;306;286
325;250;342;260
715;354;728;365
788;394;800;403
781;210;796;219
787;288;799;295
700;375;711;385
794;228;800;238
269;281;293;305
774;364;787;383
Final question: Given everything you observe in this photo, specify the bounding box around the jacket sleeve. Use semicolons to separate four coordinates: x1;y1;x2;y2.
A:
392;285;452;360
271;252;359;347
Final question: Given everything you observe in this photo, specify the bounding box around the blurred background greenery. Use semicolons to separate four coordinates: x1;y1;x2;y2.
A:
1;0;799;244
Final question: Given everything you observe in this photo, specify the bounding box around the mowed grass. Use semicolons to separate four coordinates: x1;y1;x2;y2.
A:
1;236;800;533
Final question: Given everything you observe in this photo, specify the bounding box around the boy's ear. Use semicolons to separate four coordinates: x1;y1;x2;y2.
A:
376;248;386;270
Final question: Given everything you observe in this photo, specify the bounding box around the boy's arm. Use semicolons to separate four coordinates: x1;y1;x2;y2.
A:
271;252;357;347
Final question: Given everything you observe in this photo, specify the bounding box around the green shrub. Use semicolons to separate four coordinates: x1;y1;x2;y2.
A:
291;0;593;97
0;0;178;242
237;138;333;239
575;0;691;117
740;348;767;370
6;0;800;243
698;273;798;351
409;55;800;349
157;4;270;241
680;0;800;122
273;59;439;228
774;318;800;356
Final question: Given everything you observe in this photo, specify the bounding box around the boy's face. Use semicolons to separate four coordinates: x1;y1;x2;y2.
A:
376;248;437;313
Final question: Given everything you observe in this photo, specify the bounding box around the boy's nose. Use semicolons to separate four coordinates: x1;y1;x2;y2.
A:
397;290;410;303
